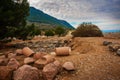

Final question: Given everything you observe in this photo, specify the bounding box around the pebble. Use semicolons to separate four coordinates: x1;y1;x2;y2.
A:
7;58;20;70
24;57;35;64
62;62;75;71
116;49;120;56
0;53;4;56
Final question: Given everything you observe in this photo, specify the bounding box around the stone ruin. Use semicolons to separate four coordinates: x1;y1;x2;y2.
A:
0;46;75;80
103;41;120;55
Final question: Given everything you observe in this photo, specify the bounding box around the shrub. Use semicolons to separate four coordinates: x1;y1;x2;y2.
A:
54;27;66;36
72;22;103;37
18;24;41;40
2;23;41;40
45;30;55;36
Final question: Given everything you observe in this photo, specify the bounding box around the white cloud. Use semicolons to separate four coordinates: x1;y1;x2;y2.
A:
28;0;120;30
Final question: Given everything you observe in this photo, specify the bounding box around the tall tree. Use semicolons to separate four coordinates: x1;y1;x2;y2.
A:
0;0;29;39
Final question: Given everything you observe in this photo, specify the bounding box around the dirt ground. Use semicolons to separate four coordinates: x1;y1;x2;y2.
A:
55;37;120;80
0;37;120;80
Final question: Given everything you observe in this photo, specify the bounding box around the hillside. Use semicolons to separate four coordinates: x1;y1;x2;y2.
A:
27;7;74;29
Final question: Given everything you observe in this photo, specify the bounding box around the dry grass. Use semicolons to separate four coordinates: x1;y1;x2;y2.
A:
104;32;120;39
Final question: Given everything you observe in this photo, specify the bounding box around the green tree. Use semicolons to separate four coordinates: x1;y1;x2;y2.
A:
0;0;29;39
27;24;41;37
45;30;55;36
54;27;66;36
16;23;41;40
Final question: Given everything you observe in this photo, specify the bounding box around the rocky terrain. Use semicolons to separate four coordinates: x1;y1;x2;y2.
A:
0;36;120;80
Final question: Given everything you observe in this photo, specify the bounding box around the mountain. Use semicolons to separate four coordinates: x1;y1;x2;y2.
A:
27;7;74;29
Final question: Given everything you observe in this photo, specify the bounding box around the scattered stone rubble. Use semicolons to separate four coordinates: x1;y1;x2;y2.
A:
42;62;59;80
0;55;9;66
103;41;112;46
62;62;75;71
55;47;71;56
15;49;23;55
0;46;75;80
0;66;14;80
22;47;35;57
13;65;40;80
109;43;120;52
7;58;20;70
116;49;120;56
6;38;71;53
24;57;35;64
103;41;120;56
33;52;47;60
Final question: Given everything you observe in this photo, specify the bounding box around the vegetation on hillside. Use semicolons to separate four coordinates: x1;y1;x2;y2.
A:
45;27;67;36
72;22;103;37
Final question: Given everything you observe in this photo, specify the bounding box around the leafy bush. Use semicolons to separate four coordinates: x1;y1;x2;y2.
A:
72;22;103;37
54;27;66;36
1;23;41;40
44;26;67;36
45;30;55;36
18;24;41;40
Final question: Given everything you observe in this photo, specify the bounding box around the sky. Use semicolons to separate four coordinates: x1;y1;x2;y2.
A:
28;0;120;30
